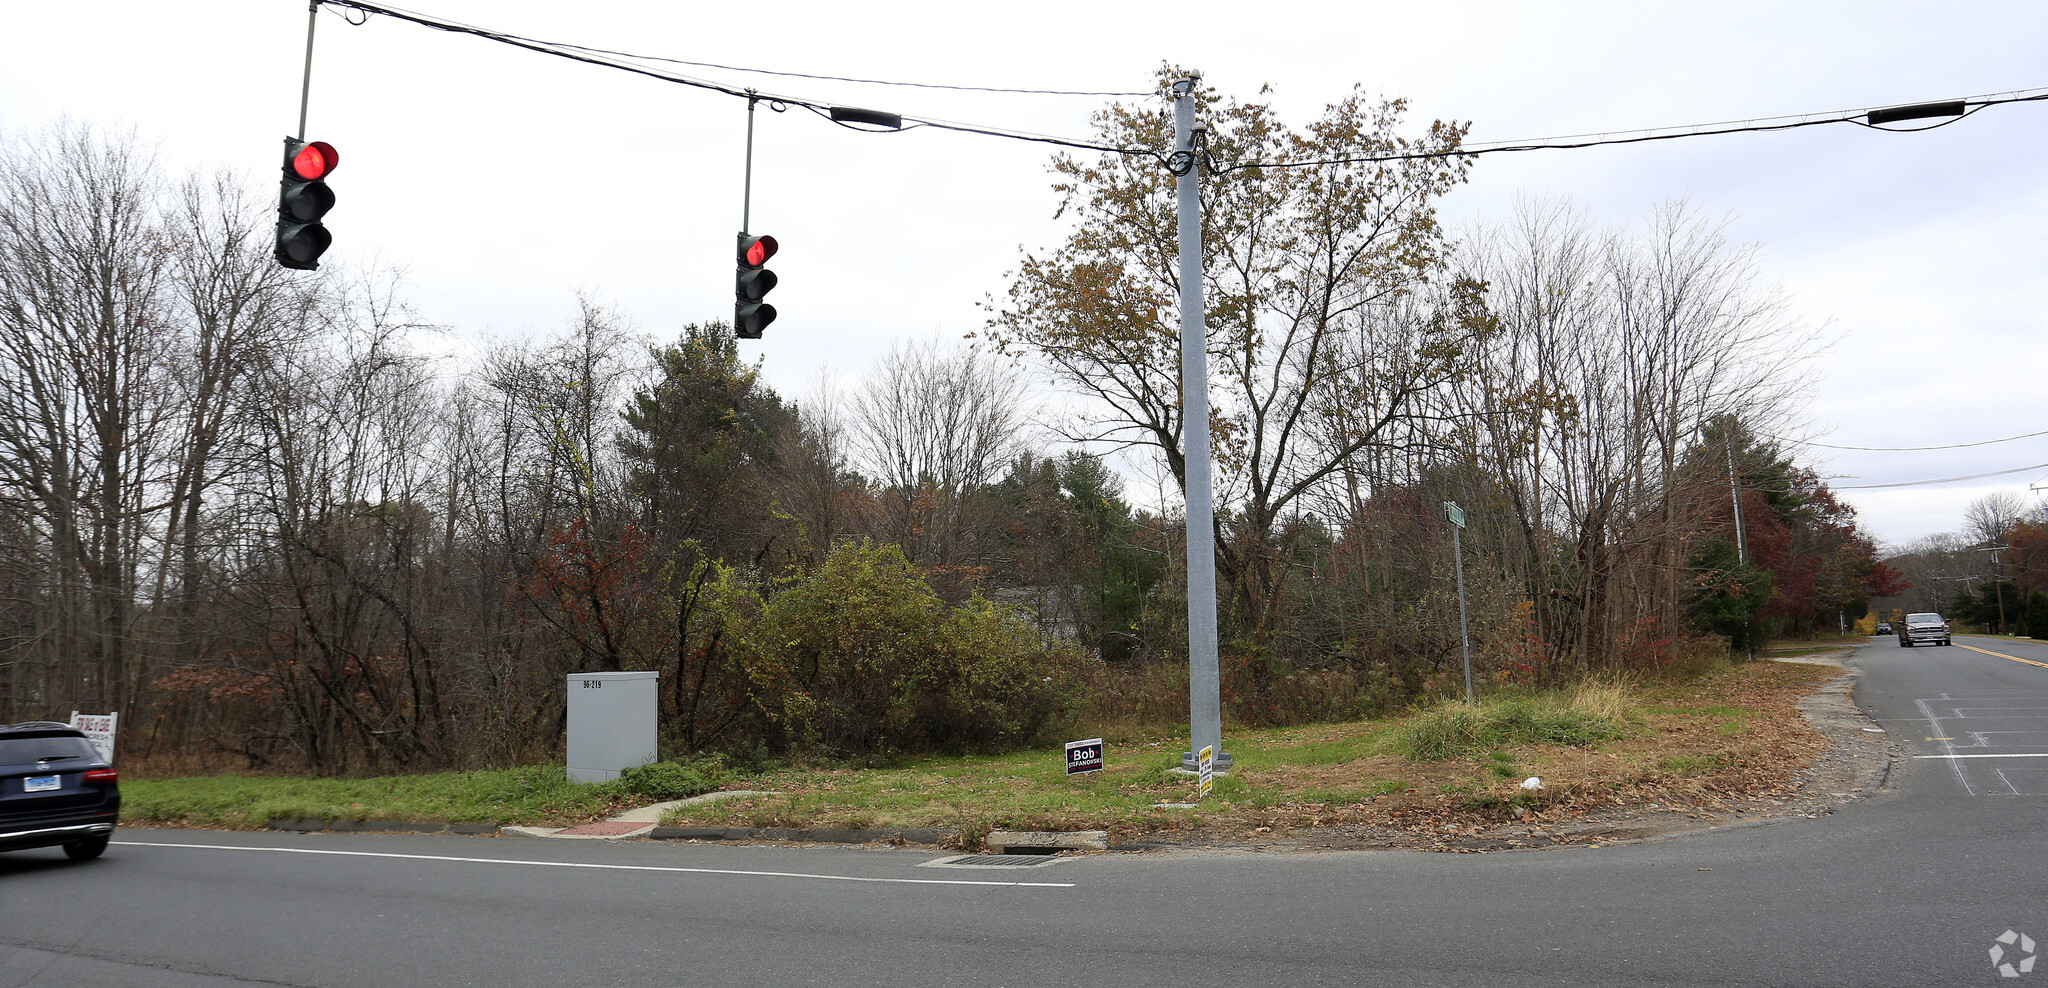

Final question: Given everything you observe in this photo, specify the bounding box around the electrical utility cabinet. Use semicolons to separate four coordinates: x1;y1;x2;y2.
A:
565;671;659;783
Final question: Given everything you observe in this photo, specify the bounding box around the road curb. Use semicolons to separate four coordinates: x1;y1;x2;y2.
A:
984;830;1109;852
266;819;499;835
646;825;953;846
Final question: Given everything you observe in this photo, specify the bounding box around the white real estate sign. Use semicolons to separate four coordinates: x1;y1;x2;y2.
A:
69;711;117;763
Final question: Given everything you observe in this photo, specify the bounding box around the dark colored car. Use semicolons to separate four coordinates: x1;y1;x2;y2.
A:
0;721;119;859
1876;622;1893;635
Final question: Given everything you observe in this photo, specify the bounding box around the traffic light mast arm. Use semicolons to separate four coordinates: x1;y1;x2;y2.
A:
297;0;319;140
742;92;758;233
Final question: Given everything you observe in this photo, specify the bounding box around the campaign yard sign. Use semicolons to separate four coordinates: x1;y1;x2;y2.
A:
1065;737;1104;776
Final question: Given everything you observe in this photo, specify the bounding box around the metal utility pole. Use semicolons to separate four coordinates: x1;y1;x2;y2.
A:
1978;545;2010;634
1446;501;1474;704
1173;74;1227;773
1727;444;1747;566
1728;440;1754;661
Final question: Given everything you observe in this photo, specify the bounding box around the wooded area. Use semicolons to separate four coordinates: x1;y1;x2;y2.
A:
1874;489;2048;636
0;100;1903;774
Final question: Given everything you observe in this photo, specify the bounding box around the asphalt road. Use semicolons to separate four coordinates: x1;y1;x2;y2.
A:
5;639;2046;987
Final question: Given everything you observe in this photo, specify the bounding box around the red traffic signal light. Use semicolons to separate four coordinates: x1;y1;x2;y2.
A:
276;137;339;270
735;232;779;339
291;141;339;181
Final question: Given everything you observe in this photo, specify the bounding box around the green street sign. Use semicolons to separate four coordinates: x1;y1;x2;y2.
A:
1445;501;1465;529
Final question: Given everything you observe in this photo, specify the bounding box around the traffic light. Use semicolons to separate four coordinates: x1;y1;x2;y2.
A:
276;137;339;270
734;232;778;339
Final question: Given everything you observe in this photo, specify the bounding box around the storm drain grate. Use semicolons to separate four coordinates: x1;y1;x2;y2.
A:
921;853;1065;869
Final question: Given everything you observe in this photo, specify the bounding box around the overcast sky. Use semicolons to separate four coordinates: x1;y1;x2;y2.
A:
4;0;2044;549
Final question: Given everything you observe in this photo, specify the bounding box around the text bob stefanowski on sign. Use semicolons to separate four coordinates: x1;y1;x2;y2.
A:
1065;737;1104;776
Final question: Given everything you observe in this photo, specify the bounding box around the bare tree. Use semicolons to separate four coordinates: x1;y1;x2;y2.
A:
1963;489;2032;633
1457;197;1816;670
850;336;1030;567
148;168;320;674
0;121;174;716
230;269;450;770
482;295;637;529
769;371;866;567
1964;490;2028;547
1876;531;1974;616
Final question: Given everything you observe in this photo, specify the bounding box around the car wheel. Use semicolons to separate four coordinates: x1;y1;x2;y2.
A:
63;834;109;860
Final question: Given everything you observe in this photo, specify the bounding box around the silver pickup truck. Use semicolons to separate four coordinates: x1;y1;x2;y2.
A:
1897;612;1952;647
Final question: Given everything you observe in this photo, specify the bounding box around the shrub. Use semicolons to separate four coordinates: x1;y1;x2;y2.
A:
605;760;720;801
1392;686;1629;760
727;541;1081;757
1398;706;1491;760
939;596;1084;749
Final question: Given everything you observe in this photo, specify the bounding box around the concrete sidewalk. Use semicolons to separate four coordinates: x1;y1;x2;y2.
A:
502;790;778;840
262;789;957;846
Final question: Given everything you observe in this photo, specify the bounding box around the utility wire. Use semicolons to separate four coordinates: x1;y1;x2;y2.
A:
1766;428;2048;453
1835;461;2048;490
332;0;1148;96
548;43;1154;97
317;0;2041;175
1204;88;2048;174
1180;90;2042;173
317;0;1165;162
322;0;755;99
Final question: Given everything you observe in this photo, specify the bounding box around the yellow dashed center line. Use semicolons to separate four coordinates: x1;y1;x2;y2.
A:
1956;643;2048;670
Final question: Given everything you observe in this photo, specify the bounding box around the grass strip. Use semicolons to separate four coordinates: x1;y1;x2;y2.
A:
121;659;1840;844
122;760;722;830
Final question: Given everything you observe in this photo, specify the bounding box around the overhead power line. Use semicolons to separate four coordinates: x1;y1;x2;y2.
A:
1203;88;2048;173
318;0;2043;174
317;0;1169;162
546;44;1154;97
1766;427;2048;453
1835;461;2048;490
324;1;1148;96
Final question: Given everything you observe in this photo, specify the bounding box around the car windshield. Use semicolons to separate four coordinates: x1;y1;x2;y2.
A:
0;735;97;766
1906;613;1943;623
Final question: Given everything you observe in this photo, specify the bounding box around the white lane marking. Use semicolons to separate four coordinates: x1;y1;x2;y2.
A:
1912;753;2048;759
112;841;1076;888
1917;697;1975;794
1997;769;2024;796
